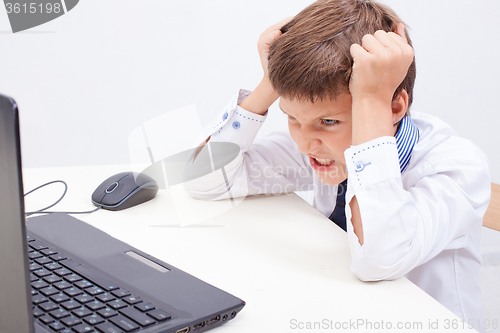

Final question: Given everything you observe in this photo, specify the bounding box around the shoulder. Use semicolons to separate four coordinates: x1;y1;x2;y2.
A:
405;111;489;185
411;111;488;165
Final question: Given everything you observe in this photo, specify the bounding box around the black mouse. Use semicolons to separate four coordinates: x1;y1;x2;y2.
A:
91;172;158;211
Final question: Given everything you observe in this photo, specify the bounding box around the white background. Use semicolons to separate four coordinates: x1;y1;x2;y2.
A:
0;0;499;183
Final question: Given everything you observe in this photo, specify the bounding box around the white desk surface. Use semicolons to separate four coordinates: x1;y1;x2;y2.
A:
22;165;477;332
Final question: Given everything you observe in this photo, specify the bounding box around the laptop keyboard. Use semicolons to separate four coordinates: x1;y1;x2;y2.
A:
27;235;173;333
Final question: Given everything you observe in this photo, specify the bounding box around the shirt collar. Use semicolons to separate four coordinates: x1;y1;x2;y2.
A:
395;116;420;173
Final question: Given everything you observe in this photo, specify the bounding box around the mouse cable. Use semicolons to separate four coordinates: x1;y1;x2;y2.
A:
24;180;102;217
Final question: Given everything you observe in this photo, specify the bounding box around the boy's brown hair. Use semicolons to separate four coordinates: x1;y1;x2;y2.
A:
268;0;416;108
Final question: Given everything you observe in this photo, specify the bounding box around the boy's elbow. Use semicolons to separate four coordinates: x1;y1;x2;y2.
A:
351;261;401;282
349;246;417;281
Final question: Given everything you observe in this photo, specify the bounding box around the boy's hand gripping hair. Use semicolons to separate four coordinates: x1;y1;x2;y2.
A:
257;17;293;80
349;23;414;103
238;17;293;116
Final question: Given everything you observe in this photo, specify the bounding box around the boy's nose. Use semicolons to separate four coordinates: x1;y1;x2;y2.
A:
297;127;321;154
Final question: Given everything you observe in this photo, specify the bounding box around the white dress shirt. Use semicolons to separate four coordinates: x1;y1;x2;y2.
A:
185;89;491;330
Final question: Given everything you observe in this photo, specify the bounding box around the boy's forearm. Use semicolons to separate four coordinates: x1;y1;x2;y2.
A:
195;81;275;159
351;96;393;146
349;96;394;245
238;78;279;115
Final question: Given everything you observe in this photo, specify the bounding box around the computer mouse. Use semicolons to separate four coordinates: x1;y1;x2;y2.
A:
91;172;158;211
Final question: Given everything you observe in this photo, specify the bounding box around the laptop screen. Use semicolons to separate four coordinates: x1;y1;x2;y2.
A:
0;95;35;333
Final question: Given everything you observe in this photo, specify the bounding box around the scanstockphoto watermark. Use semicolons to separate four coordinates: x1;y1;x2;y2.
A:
248;161;346;197
290;318;499;331
290;319;424;331
3;0;79;33
249;178;340;197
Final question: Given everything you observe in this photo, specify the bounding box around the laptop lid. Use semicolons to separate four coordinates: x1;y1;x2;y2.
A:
0;94;35;332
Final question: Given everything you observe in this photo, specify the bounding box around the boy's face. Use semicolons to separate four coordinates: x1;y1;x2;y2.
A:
279;93;352;186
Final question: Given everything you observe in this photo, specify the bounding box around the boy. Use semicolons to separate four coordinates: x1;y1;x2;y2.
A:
185;0;490;328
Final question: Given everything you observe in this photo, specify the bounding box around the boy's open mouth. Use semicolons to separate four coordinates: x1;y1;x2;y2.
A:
309;156;336;172
314;158;334;166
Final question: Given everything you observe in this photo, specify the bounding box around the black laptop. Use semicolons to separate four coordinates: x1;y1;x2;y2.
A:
0;94;245;333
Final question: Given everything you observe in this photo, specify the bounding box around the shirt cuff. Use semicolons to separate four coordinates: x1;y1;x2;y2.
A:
344;136;401;192
208;89;267;151
344;136;402;257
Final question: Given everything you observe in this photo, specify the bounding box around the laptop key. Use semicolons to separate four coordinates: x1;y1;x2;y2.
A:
83;313;105;325
64;273;83;283
54;281;72;290
97;308;118;318
111;289;130;298
49;321;66;331
72;323;94;333
122;295;142;305
107;300;127;310
134;302;155;312
50;254;67;261
29;240;49;251
95;321;124;333
39;301;59;312
32;279;49;289
96;292;116;303
33;306;45;317
35;256;54;265
39;314;55;325
29;251;43;260
29;263;42;271
61;300;81;310
85;286;105;296
34;268;52;278
72;306;93;318
109;314;140;332
86;300;106;311
75;280;94;289
41;248;58;256
119;306;156;327
54;268;73;276
50;308;71;319
40;286;59;296
64;287;83;297
51;293;70;303
44;274;63;284
146;309;172;321
60;315;82;327
45;262;63;271
74;293;94;303
32;294;48;305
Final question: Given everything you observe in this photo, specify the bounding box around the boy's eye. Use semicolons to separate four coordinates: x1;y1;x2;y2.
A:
321;119;338;126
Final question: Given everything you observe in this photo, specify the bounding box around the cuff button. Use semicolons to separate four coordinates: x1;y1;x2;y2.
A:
354;162;371;172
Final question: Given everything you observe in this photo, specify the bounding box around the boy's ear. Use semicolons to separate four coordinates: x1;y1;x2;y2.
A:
391;89;409;125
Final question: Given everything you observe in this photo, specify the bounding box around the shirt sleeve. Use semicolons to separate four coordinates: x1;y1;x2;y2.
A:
344;136;491;281
184;89;314;200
